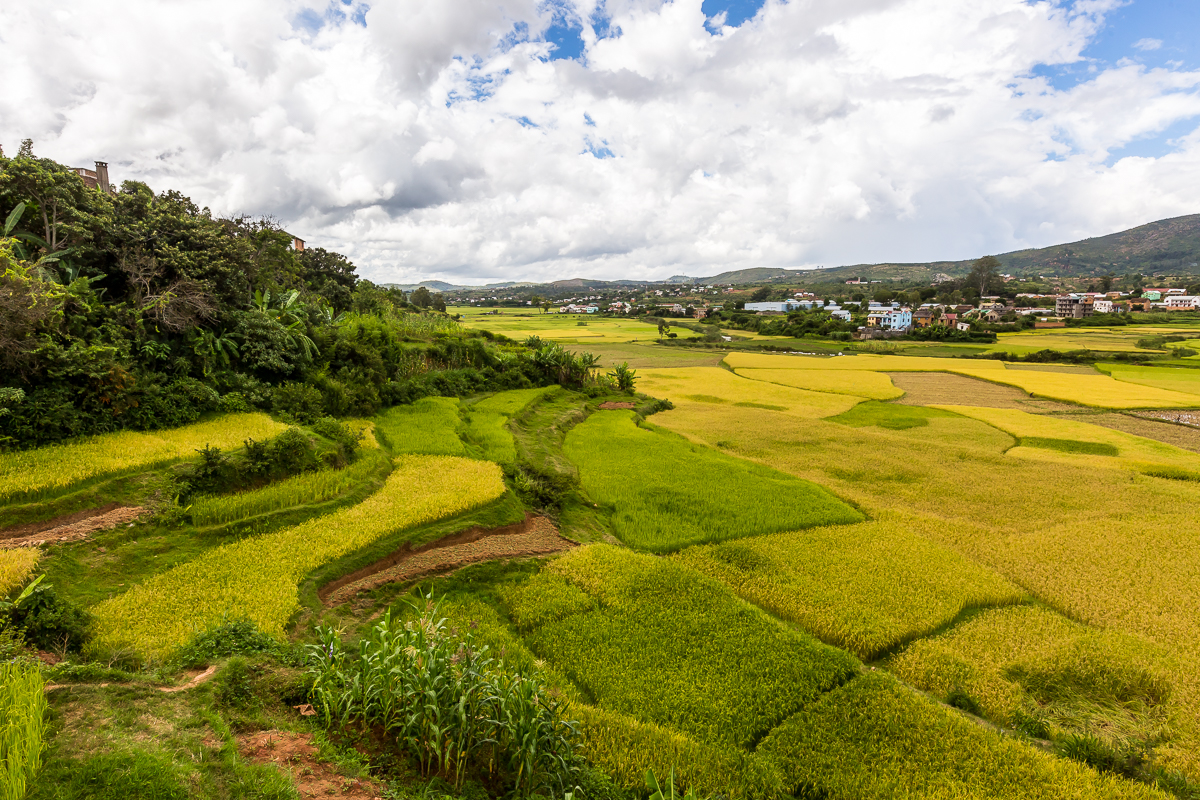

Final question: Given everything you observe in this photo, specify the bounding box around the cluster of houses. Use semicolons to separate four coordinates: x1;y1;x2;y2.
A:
1052;290;1200;318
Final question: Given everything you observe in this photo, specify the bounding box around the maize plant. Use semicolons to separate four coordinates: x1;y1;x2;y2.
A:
308;599;578;797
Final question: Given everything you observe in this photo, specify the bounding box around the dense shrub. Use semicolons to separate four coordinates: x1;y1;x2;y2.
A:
10;583;91;653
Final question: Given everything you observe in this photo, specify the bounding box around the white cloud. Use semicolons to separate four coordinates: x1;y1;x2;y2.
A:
1;0;1199;284
1134;37;1163;51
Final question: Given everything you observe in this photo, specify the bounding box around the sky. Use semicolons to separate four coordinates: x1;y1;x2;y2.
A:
2;0;1199;285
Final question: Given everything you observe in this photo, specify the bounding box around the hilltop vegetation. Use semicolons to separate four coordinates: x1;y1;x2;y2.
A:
0;144;608;451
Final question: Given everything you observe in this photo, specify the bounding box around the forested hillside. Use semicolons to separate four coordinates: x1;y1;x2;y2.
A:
0;143;595;450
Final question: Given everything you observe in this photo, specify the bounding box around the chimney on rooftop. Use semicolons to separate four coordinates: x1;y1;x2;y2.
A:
95;161;110;194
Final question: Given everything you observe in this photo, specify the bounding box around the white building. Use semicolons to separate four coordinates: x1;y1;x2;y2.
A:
1165;296;1200;309
1092;299;1114;313
745;300;801;313
867;307;912;330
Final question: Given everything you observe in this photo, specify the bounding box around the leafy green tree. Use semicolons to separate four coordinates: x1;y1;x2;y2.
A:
410;286;434;308
300;247;358;312
967;256;1003;297
749;286;771;302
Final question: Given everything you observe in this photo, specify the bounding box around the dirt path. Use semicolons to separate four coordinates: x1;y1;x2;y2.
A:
238;730;383;799
0;505;149;548
321;515;573;607
45;665;217;694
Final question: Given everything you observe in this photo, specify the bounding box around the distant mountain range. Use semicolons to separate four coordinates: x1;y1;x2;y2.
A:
389;214;1200;291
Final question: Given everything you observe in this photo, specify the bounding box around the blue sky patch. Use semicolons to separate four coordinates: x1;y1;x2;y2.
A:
702;0;767;29
1105;114;1200;166
584;138;615;158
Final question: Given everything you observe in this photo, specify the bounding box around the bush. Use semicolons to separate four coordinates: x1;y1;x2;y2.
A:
10;583;91;653
171;619;282;669
272;382;325;423
311;417;363;463
218;392;254;413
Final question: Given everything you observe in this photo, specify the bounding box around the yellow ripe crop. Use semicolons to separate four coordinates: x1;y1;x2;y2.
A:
637;367;860;418
937;405;1200;473
0;550;39;596
0;413;287;504
91;455;506;660
759;671;1170;800
723;352;1200;408
735;367;904;400
513;546;858;749
724;352;1011;372
343;419;380;448
889;605;1181;748
188;449;391;526
674;518;1023;659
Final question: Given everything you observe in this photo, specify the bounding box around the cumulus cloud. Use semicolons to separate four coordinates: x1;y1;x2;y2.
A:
1134;37;1163;51
1;0;1198;283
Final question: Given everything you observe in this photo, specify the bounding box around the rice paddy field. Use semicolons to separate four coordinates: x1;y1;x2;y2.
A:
0;413;287;503
563;410;863;551
10;331;1200;799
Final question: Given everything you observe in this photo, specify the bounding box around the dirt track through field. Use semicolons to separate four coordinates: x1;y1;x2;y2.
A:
0;505;149;548
321;514;572;607
45;665;217;694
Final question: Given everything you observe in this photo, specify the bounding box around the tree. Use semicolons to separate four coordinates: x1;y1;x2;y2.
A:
749;287;771;302
410;286;434;308
967;256;1002;298
657;320;671;341
1099;274;1114;293
301;247;358;312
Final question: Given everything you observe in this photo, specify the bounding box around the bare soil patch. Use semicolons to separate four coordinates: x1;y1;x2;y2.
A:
322;515;573;607
0;505;148;548
887;372;1075;412
238;730;383;800
598;401;636;409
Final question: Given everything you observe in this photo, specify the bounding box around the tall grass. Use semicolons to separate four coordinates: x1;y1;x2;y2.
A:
189;449;390;526
92;455;506;659
563;411;862;552
0;413;286;504
0;663;48;800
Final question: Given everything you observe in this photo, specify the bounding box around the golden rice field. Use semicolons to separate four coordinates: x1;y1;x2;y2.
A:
0;413;287;504
723;352;1200;408
0;550;39;596
734;367;904;400
935;405;1200;473
646;393;1200;777
637;367;860;418
90;455;506;659
187;449;392;526
674;517;1023;659
759;671;1170;800
889;605;1182;749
